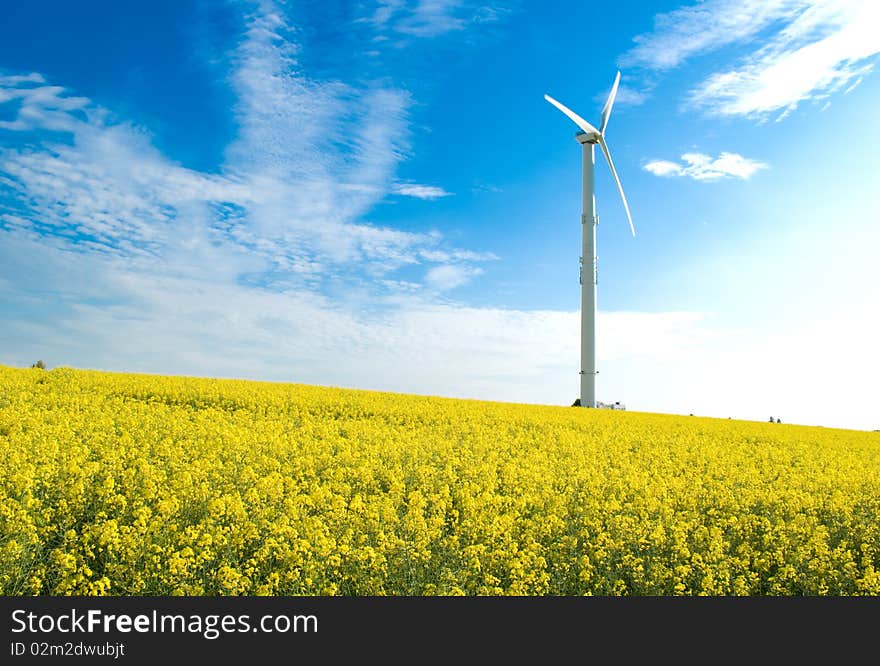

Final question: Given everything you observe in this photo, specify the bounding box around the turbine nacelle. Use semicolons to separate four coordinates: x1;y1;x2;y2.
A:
575;130;600;145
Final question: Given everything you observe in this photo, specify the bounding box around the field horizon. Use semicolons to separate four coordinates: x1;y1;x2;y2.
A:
7;362;871;434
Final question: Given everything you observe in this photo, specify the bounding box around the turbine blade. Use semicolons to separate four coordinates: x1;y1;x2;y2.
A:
600;71;621;135
597;135;635;236
544;94;600;136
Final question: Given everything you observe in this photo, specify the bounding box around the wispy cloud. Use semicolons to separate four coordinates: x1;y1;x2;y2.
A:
364;0;512;39
0;1;485;290
622;0;803;71
623;0;880;119
424;264;482;290
225;4;411;230
418;248;498;262
0;73;92;132
592;82;650;108
691;1;880;118
396;0;467;37
0;79;241;260
392;182;452;199
643;152;768;181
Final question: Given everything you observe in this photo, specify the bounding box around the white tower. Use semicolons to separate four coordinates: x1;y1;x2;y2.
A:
577;132;598;407
545;72;635;408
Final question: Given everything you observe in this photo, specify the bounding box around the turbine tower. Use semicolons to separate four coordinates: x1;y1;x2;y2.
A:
545;71;635;408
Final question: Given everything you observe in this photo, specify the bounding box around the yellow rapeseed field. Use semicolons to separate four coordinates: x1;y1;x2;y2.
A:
1;364;878;596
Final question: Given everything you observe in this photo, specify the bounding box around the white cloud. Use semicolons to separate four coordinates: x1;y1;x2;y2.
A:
397;0;467;36
365;0;511;39
642;160;683;178
424;264;482;290
392;183;452;199
622;0;804;71
0;1;490;287
0;227;721;409
418;248;498;262
0;75;91;132
692;1;880;117
223;4;413;232
624;0;880;119
611;84;649;107
593;83;650;107
0;72;45;86
643;152;768;181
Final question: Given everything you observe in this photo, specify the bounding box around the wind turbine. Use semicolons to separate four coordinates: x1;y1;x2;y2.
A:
544;71;635;409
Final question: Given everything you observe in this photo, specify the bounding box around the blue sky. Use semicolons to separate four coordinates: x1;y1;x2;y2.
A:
2;0;878;430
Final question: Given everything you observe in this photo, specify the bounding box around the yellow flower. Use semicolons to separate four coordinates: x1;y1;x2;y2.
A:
1;364;878;596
